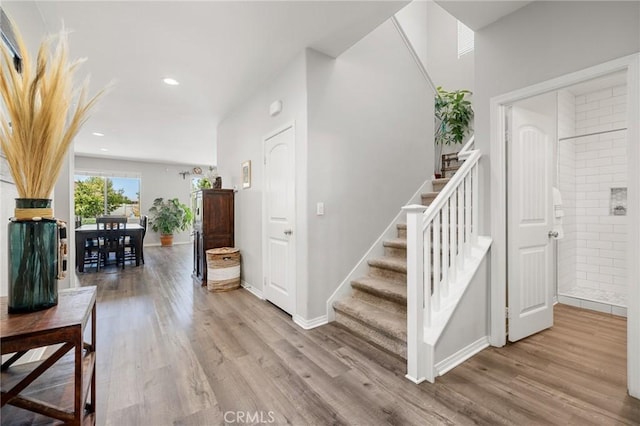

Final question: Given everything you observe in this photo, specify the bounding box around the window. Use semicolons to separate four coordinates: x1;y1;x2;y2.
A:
457;20;474;58
74;172;141;223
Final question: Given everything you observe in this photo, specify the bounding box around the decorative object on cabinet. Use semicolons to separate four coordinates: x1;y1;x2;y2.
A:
192;189;235;285
242;160;251;189
148;198;193;246
1;17;103;312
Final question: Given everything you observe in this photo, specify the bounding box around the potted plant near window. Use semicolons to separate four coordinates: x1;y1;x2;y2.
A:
434;86;474;178
148;198;193;246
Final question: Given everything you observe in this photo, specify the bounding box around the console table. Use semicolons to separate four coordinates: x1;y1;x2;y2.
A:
1;286;97;425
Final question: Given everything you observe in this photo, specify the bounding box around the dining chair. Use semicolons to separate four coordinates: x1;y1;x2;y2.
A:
124;215;147;265
96;216;127;270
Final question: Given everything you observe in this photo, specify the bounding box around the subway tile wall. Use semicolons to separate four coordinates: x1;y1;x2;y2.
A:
557;84;628;305
556;90;577;296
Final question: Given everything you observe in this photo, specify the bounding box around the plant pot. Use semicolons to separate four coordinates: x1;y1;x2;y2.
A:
160;234;174;247
8;199;59;313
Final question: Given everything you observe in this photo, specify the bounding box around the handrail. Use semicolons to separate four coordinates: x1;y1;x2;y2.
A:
422;149;480;230
390;16;437;95
457;135;475;160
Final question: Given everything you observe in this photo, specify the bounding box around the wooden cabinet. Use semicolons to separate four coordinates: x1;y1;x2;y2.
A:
192;189;234;284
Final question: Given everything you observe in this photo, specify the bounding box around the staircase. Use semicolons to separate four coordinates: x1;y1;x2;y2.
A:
332;177;453;359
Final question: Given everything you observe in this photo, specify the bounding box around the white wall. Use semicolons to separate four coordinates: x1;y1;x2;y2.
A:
305;20;433;320
425;1;474;92
74;156;197;246
435;256;489;367
216;51;308;304
475;1;640;234
218;18;434;321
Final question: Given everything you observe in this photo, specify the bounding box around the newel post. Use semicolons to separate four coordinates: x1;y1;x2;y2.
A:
403;204;427;384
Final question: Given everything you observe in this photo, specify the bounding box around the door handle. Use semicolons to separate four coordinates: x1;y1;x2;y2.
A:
548;230;559;238
284;229;293;236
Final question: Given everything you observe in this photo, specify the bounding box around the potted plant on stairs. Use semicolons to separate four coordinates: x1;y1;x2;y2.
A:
148;198;193;246
434;86;474;178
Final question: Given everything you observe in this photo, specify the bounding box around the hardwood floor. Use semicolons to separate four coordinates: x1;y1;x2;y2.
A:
2;244;639;425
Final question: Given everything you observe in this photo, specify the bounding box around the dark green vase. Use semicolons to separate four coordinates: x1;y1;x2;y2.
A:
8;199;59;313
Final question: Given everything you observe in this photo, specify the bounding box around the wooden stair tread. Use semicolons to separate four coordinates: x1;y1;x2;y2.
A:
351;276;407;304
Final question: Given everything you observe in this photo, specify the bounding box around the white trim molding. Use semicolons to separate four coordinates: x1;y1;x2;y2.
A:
390;16;437;94
489;53;640;399
241;280;264;300
435;336;490;377
293;314;328;330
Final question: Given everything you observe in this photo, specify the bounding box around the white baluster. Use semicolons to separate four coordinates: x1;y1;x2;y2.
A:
465;173;472;256
472;162;479;244
441;200;449;298
457;185;465;269
424;223;432;324
450;189;457;283
433;211;441;311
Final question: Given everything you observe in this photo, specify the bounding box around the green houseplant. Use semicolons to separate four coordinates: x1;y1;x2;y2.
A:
148;198;193;246
434;86;474;177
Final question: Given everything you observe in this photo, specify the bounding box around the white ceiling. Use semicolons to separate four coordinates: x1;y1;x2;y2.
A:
435;0;533;31
3;1;407;166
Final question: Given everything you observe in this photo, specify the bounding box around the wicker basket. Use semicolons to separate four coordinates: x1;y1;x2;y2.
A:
206;247;240;292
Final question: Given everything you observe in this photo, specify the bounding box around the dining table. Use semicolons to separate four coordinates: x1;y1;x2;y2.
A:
75;223;144;272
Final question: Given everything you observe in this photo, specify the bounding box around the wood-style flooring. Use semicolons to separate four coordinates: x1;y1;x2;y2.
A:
2;244;639;425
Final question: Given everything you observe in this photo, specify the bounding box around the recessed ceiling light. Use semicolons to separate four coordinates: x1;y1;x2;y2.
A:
92;132;104;136
99;148;109;152
163;77;179;86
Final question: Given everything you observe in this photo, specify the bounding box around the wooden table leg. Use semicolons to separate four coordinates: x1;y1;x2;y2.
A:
74;332;82;425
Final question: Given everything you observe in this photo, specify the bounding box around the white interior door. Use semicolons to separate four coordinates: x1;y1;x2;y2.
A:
264;126;295;314
507;106;555;342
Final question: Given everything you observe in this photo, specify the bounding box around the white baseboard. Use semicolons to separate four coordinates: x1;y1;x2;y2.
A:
435;336;490;376
241;280;264;300
293;314;328;330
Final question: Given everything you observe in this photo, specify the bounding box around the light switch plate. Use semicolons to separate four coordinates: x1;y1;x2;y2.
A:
316;202;324;215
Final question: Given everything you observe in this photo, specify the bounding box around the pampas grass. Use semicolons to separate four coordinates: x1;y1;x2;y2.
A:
0;17;104;199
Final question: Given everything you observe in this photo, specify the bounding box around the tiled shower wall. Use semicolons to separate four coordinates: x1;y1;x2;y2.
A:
556;90;576;296
557;84;628;305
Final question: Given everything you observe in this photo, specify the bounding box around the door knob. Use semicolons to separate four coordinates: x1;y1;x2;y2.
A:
548;230;559;238
284;229;293;236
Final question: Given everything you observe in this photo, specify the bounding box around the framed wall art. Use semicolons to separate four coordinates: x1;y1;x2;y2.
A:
241;160;251;189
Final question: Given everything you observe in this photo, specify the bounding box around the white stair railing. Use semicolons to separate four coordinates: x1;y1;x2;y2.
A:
403;136;481;383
